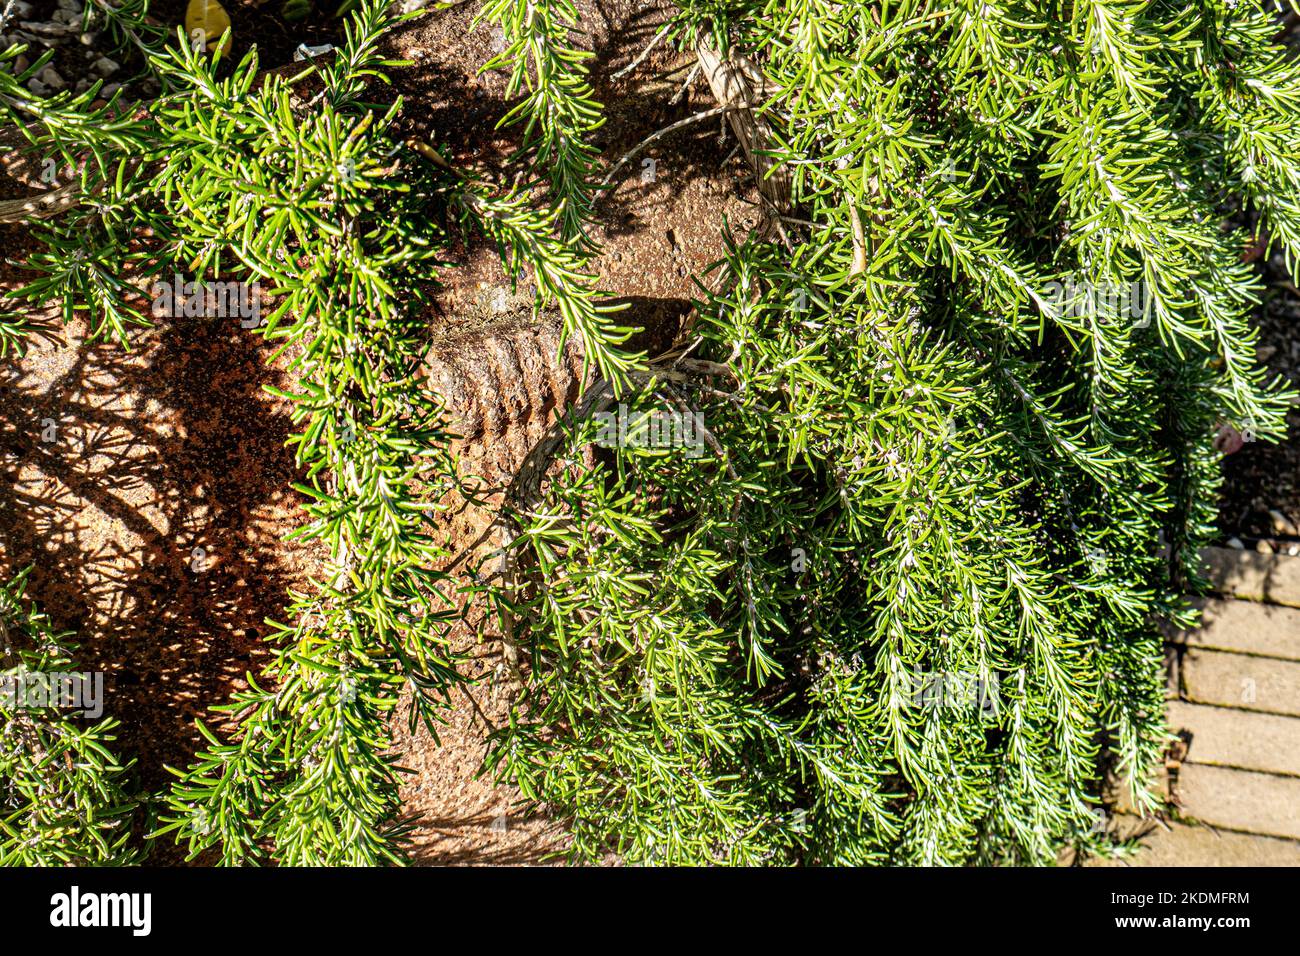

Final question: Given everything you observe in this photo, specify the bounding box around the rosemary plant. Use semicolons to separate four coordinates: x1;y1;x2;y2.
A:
3;0;627;863
0;569;139;866
3;0;1298;868
484;0;1300;864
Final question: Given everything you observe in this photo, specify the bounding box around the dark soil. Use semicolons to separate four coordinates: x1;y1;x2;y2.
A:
148;0;341;70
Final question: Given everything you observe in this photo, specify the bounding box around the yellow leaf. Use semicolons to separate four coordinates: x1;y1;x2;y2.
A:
184;0;233;56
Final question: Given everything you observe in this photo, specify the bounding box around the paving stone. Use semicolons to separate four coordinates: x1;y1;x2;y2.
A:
1201;547;1300;608
1167;701;1300;778
1165;645;1180;699
1177;763;1300;840
1182;649;1300;717
1172;597;1300;662
1086;822;1300;866
1144;550;1300;861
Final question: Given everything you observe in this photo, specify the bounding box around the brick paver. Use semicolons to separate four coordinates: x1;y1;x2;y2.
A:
1181;648;1300;717
1177;764;1300;841
1167;701;1300;777
1174;598;1300;661
1103;547;1300;865
1201;546;1300;607
1089;823;1300;867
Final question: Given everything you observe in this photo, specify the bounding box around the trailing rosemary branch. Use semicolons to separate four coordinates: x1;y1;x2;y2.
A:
0;569;140;866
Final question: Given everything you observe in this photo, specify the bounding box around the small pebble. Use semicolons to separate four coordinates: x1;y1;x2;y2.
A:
38;65;65;90
1213;423;1246;455
80;31;98;45
13;54;28;73
1227;536;1245;550
1268;508;1298;537
292;42;335;61
19;21;75;39
1256;344;1277;363
11;0;34;17
1255;538;1274;555
90;55;119;78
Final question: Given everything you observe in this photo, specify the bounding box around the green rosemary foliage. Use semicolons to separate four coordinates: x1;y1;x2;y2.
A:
447;174;641;386
477;0;605;247
485;0;1300;865
0;39;156;342
134;6;474;864
0;298;28;357
469;0;639;387
0;569;140;866
5;0;1298;868
3;0;637;863
86;0;171;61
